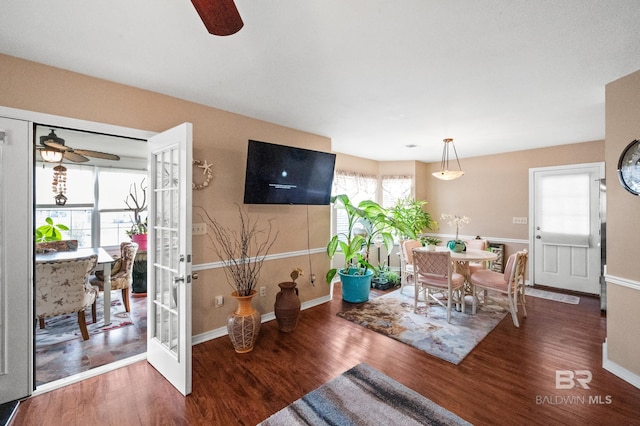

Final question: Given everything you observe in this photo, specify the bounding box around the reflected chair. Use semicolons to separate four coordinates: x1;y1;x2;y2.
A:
91;241;139;313
399;239;422;295
470;249;529;327
35;254;98;340
412;249;465;322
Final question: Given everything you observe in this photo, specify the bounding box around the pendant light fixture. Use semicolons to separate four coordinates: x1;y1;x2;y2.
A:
432;138;464;180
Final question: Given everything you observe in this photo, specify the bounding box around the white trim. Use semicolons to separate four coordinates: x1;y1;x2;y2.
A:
32;353;147;396
192;247;326;272
191;294;331;345
602;340;640;389
605;274;640;291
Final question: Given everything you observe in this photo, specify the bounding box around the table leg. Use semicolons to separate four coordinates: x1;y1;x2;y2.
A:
103;262;111;325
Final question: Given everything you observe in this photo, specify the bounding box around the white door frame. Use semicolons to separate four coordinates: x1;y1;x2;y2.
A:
0;106;156;395
528;162;605;293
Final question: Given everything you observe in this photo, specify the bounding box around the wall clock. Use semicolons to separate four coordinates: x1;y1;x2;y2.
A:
617;139;640;196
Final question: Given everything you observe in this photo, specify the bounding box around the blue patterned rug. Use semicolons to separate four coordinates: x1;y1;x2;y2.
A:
258;363;471;425
35;294;133;346
337;288;507;364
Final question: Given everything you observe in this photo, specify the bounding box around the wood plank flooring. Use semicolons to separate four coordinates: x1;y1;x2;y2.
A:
12;285;640;426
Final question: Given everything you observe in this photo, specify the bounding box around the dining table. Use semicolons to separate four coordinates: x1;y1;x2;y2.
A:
35;247;115;325
415;246;498;310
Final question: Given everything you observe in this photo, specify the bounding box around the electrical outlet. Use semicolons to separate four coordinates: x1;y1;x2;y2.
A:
512;217;528;225
259;286;266;297
215;295;224;307
192;223;207;235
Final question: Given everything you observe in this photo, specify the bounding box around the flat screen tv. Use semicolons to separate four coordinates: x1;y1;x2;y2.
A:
243;140;336;205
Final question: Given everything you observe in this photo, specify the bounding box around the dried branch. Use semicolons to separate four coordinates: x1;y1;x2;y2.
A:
197;205;278;296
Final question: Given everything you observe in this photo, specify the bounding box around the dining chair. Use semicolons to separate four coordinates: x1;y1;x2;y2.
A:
464;238;488;274
35;254;99;340
399;239;422;295
91;241;139;312
470;249;529;327
412;249;465;322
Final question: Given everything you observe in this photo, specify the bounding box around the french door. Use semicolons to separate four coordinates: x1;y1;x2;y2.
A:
530;163;603;294
146;123;193;395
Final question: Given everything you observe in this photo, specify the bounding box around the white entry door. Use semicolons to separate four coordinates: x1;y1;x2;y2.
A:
146;123;193;396
0;117;32;404
530;163;603;294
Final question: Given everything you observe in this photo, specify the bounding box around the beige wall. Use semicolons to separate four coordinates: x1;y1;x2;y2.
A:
0;54;332;336
604;69;640;376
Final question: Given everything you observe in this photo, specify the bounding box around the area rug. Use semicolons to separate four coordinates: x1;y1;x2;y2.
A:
525;287;580;304
35;295;133;346
337;288;507;364
257;363;471;426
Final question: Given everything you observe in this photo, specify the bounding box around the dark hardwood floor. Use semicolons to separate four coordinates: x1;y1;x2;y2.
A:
13;285;640;426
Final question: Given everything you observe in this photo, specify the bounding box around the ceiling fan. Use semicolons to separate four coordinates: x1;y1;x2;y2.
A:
191;0;244;36
37;129;121;163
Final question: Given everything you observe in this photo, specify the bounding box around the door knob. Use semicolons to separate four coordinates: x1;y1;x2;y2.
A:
536;235;541;239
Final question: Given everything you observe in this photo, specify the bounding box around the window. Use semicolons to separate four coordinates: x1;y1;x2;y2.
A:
35;163;147;248
381;175;412;208
331;171;377;241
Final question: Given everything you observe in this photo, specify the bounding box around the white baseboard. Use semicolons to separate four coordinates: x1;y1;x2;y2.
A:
602;340;640;389
192;293;332;345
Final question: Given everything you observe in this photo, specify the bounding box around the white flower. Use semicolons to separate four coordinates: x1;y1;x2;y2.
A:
440;214;470;239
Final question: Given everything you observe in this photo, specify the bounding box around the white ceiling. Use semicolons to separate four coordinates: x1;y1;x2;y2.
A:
2;1;640;162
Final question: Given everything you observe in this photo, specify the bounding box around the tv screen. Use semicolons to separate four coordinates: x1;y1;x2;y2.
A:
243;140;336;205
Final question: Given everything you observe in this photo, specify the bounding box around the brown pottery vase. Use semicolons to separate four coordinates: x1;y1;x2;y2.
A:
227;290;261;353
274;281;301;332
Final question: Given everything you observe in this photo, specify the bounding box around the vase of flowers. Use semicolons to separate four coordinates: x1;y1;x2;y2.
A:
441;214;470;253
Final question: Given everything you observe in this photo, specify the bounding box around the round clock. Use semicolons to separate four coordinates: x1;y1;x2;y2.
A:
617;139;640;196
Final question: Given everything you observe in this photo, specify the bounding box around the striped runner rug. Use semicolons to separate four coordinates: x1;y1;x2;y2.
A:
257;363;472;426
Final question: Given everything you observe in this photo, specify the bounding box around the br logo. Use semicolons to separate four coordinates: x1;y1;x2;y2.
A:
555;370;592;389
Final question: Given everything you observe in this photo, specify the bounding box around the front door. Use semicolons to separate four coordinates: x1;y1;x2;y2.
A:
530;163;603;294
0;117;32;404
146;123;193;396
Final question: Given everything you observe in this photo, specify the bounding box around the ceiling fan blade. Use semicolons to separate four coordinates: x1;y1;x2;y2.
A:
63;151;90;163
73;149;121;161
191;0;244;36
43;140;72;151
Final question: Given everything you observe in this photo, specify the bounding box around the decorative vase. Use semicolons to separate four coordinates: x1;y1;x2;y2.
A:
339;268;374;303
131;233;147;251
447;240;466;253
227;290;261;353
427;244;437;251
274;281;301;332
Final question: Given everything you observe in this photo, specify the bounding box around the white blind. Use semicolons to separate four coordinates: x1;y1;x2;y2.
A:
381;175;412;208
332;171;377;240
539;173;590;235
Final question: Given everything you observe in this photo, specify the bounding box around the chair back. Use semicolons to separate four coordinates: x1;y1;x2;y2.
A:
464;239;487;251
401;239;422;266
412;250;451;279
115;241;139;284
35;254;98;318
504;249;528;288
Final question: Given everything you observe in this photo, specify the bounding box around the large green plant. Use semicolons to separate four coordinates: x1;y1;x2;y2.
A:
325;195;408;283
388;197;435;240
35;217;69;242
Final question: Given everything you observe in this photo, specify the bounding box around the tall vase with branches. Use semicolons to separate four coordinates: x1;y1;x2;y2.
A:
198;205;278;353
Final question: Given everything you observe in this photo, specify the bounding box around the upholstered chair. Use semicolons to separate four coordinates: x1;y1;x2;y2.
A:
470;250;529;327
464;239;488;275
412;249;465;323
399;239;422;295
91;241;139;312
35;254;98;340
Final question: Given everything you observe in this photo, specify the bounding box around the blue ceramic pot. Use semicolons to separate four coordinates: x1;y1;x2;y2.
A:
447;240;467;253
339;268;374;303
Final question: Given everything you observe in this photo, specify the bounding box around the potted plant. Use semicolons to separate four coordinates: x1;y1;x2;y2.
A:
441;213;470;253
326;194;406;302
388;197;436;240
34;217;77;252
372;262;400;290
198;204;278;353
124;179;148;250
422;236;442;251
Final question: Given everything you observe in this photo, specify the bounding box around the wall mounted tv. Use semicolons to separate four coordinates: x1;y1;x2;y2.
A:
243;140;336;205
